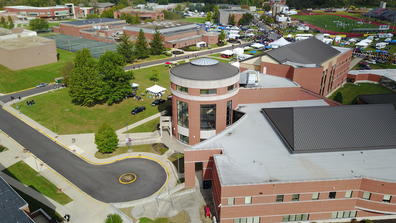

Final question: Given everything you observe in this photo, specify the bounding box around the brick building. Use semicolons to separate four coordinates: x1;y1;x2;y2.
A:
240;37;353;96
169;56;396;222
123;21;218;48
4;5;71;19
219;9;250;25
53;18;127;43
114;7;164;21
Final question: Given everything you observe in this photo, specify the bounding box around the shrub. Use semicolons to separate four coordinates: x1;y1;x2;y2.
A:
105;214;123;223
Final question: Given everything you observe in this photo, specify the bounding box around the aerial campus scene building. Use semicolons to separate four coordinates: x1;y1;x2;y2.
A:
0;0;396;223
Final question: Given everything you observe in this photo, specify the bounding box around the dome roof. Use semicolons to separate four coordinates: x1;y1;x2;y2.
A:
190;58;219;66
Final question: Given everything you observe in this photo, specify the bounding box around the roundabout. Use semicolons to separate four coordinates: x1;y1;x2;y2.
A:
119;173;137;184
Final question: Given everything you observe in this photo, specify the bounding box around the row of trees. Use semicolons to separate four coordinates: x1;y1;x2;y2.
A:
117;29;165;63
67;48;134;106
0;16;14;29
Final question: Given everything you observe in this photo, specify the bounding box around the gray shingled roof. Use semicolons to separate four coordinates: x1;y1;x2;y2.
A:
0;177;34;223
262;104;396;153
170;58;239;81
266;37;340;65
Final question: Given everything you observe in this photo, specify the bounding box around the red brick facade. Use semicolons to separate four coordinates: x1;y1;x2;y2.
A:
4;6;70;19
114;8;164;21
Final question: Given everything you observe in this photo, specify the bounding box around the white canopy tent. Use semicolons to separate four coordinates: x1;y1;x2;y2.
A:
251;43;265;49
146;84;166;95
269;37;290;48
232;47;244;55
131;83;139;88
220;50;234;56
355;39;371;48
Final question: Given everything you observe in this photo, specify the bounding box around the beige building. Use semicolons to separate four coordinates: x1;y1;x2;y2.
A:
0;32;57;70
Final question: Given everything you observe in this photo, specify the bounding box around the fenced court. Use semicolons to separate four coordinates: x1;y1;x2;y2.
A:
46;34;117;58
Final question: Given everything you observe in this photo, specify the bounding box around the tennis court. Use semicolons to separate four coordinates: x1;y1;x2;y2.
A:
46;34;117;58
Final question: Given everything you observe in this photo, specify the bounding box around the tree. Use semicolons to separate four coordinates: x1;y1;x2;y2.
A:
218;30;226;45
105;214;123;223
135;29;149;59
150;72;159;82
239;13;254;25
86;14;100;19
29;18;49;31
206;11;212;22
117;34;135;63
7;16;13;29
333;92;343;103
0;17;6;28
98;51;133;105
68;49;103;106
95;124;118;154
101;8;115;18
212;6;220;23
120;13;140;24
150;28;165;55
260;14;275;24
60;61;74;86
228;14;235;25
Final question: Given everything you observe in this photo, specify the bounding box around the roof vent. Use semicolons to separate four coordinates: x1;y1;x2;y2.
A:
190;58;219;66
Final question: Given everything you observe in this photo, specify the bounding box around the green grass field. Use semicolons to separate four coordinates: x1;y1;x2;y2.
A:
0;49;75;93
292;15;378;32
13;64;170;134
125;117;160;133
3;161;72;205
329;83;394;104
95;143;168;159
181;17;207;23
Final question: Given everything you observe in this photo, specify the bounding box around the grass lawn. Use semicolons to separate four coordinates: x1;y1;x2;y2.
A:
329;83;394;104
132;54;170;65
139;211;190;223
292;14;378;32
13;64;170;134
95;143;169;159
125;117;160;133
181;17;207;23
0;49;75;93
3;161;72;205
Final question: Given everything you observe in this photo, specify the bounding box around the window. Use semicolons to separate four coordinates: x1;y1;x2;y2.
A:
227;197;235;205
200;89;217;95
282;214;309;222
329;192;336;199
383;195;392;203
312;192;320;200
226;100;232;126
331;211;357;219
291;194;299;201
345;190;353;198
227;84;235;91
244;196;252;204
179;134;189;144
176;85;188;93
276;195;284;202
177;101;188;128
363;192;371;200
200;104;216;130
234;217;260;223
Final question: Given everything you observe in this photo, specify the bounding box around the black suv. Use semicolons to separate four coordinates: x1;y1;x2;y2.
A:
131;106;146;115
151;99;166;106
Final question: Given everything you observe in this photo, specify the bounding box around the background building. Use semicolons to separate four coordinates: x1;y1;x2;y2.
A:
114;7;164;21
4;5;70;20
123;21;218;48
219;9;249;25
0;28;57;70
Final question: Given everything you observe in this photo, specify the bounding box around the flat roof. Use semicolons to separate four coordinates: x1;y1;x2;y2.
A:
358;93;396;106
349;69;396;82
123;21;200;34
191;100;396;185
262;104;396;153
0;36;53;50
239;70;299;88
0;176;34;223
5;5;67;10
170;58;240;81
62;18;122;26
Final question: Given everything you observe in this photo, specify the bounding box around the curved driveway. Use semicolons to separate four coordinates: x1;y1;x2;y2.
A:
0;108;167;203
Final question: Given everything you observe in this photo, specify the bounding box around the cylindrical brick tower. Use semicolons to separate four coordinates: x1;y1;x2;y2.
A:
170;58;240;145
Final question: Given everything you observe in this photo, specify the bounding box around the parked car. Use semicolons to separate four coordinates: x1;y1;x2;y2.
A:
126;92;136;98
151;99;166;106
172;50;184;55
36;83;48;88
131;106;146;115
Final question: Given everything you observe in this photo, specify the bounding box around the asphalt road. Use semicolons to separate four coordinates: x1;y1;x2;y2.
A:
124;42;251;70
0;107;167;203
0;84;59;103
